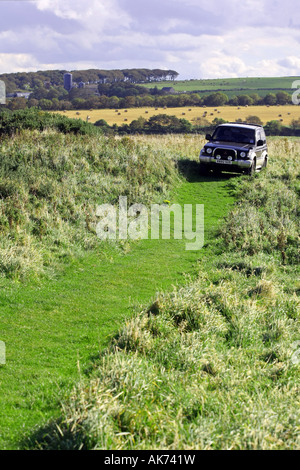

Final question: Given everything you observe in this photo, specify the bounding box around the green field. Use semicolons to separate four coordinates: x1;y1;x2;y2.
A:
0;124;299;449
141;76;300;95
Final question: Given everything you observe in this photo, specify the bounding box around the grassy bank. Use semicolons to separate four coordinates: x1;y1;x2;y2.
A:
28;137;300;450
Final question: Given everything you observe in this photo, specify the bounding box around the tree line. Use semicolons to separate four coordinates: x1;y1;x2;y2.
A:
96;114;300;137
4;88;294;112
0;68;179;93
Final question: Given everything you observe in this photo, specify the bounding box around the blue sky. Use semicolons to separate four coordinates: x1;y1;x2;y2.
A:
0;0;299;78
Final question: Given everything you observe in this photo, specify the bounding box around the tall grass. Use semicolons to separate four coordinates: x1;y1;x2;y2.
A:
30;136;300;450
0;130;183;279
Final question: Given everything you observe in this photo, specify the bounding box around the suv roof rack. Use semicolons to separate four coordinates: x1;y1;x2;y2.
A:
223;122;263;127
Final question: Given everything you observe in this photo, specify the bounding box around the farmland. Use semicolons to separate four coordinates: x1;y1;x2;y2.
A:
55;105;300;127
141;76;298;94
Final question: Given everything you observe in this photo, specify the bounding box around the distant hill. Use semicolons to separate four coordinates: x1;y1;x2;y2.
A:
141;76;300;98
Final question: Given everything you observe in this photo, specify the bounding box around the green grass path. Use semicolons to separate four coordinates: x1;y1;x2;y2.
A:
0;171;235;449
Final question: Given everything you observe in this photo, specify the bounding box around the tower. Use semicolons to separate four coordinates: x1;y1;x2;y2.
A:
63;73;73;92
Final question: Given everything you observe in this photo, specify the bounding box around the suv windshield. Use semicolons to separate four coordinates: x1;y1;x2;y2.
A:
212;126;255;144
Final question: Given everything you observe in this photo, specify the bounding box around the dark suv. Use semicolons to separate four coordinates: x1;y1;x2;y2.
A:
199;123;268;175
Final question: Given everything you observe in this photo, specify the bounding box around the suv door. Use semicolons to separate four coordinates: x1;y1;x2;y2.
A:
256;130;264;166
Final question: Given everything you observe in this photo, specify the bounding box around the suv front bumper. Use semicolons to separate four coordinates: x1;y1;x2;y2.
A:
199;154;252;170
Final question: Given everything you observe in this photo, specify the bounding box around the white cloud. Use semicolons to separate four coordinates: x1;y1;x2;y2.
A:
0;0;299;78
0;53;38;73
35;0;131;32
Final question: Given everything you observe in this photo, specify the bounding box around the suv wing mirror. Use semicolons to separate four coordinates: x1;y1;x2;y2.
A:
205;134;212;140
257;139;264;147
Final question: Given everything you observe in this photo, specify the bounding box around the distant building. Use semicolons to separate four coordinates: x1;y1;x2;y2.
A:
15;92;31;99
161;87;176;94
78;81;85;89
7;92;31;99
64;73;73;92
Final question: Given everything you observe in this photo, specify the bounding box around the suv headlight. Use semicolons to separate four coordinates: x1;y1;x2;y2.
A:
206;148;213;154
240;151;247;158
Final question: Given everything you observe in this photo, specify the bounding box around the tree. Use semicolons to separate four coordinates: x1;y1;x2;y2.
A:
146;114;192;134
276;91;291;105
120;96;136;108
249;93;261;105
237;95;253;106
228;96;239;106
189;93;202;106
212;117;227;126
7;97;27;110
59;100;73;110
27;98;39;108
265;120;283;135
108;96;120;109
204;92;229;107
290;118;300;129
130;117;147;132
72;98;86;109
38;99;53;110
31;87;49;100
264;93;277;106
94;119;110;128
245;115;263;126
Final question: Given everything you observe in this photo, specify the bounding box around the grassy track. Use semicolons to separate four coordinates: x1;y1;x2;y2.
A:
0;154;235;449
29;137;300;451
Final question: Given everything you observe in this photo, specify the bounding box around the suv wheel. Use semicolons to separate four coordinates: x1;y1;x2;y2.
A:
247;158;256;176
262;156;268;169
199;163;210;175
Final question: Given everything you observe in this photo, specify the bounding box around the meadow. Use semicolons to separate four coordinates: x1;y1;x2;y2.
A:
0;121;299;449
55;105;300;127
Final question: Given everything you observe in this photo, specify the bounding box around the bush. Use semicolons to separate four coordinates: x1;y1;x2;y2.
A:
0;108;100;137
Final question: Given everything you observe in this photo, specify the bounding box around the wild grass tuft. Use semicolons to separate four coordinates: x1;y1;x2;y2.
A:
0;130;182;279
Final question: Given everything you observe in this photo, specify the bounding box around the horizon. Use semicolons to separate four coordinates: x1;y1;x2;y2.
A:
1;68;300;82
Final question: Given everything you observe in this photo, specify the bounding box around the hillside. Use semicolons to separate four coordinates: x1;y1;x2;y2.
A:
141;76;299;96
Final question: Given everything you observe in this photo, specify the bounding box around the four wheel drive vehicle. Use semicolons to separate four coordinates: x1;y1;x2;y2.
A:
199;123;268;175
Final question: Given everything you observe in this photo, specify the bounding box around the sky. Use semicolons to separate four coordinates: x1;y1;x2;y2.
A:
0;0;300;79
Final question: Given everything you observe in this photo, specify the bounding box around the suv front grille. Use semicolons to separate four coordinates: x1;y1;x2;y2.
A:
213;148;237;161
